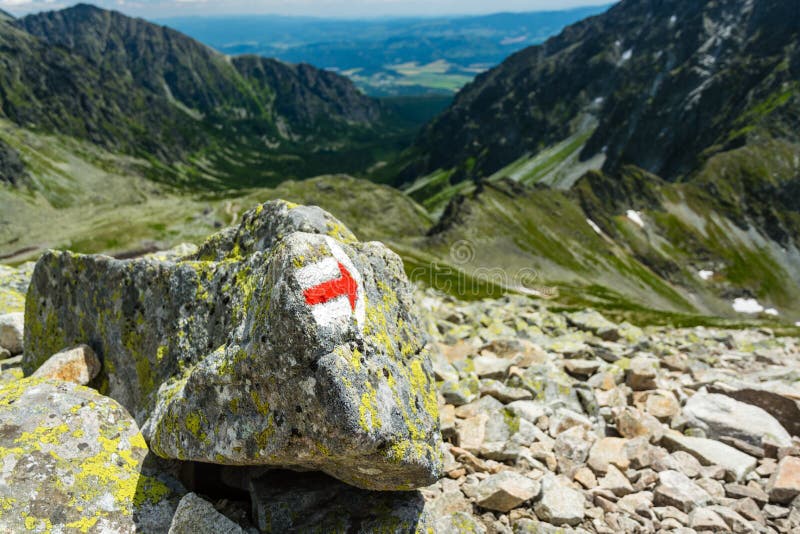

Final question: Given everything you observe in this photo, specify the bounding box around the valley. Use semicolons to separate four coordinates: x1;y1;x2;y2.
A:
1;0;799;330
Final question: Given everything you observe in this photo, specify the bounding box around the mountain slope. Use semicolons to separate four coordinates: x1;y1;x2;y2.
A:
2;4;391;187
398;0;800;321
403;0;799;184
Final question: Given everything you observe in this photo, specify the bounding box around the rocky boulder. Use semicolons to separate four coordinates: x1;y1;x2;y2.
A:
0;377;181;532
22;200;442;491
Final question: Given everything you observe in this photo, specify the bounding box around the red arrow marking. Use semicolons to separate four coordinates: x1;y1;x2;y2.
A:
304;261;358;312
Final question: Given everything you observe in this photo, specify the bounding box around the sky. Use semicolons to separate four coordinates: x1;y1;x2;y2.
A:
0;0;613;19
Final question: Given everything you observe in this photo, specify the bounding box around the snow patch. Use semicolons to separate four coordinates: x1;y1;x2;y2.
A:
732;298;765;314
626;210;645;228
765;308;780;316
698;270;714;281
621;49;633;62
586;219;603;235
669;15;677;27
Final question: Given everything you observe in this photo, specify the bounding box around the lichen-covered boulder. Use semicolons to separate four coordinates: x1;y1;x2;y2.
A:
23;200;442;490
0;377;181;533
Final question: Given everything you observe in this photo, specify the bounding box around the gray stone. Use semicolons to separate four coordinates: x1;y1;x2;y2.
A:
168;493;243;534
626;357;658;391
442;375;480;406
653;470;712;513
599;465;634;497
475;471;541;512
588;437;630;474
473;353;513;378
566;310;620;341
31;344;101;385
23;201;442;491
0;312;23;355
480;379;533;403
249;471;430;532
534;476;585;526
683;392;792;448
661;431;757;482
0;377;182;533
505;400;547;424
689;508;730;531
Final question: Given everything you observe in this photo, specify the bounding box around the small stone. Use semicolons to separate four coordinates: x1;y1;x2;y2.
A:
0;347;9;360
549;408;592;436
574;466;598;489
564;359;602;377
475;471;540;512
31;345;101;385
588;437;630;474
626;357;658;391
456;413;489;454
670;451;703;478
473;354;513;379
762;503;790;519
732;497;764;524
766;455;800;504
440;404;456;440
534;476;585;526
454;394;503;419
724;483;768;505
504;400;547;423
434;512;487;534
695;477;725;500
480;379;533;403
553;425;592;475
653;470;712;513
168;493;243;534
683;392;792;448
442;376;480;406
615;407;663;442
689;508;730;531
0;312;23;355
644;391;681;421
599;465;634;497
567;310;620;341
706;505;753;533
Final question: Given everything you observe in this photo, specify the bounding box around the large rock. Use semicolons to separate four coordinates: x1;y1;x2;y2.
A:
661;431;757;482
22;200;442;491
0;377;181;533
683;392;792;448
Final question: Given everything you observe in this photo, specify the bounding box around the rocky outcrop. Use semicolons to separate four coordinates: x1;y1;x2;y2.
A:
23;200;442;491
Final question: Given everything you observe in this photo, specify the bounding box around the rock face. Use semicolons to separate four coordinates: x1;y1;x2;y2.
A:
0;377;180;532
23;200;442;491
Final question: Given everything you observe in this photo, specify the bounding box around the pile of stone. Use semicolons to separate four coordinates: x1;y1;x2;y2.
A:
417;294;800;533
2;200;800;533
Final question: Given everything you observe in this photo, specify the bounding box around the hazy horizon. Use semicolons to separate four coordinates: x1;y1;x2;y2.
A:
0;0;614;19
